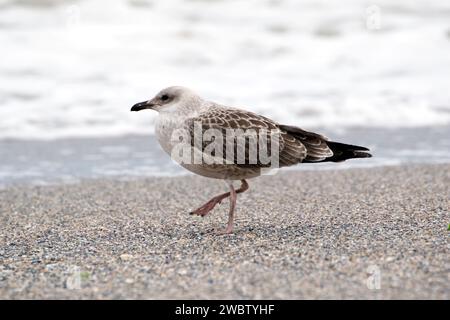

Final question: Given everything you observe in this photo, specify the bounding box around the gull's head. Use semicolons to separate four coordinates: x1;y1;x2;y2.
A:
131;86;200;114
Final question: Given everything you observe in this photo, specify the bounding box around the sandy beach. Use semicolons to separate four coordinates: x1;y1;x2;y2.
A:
0;164;449;299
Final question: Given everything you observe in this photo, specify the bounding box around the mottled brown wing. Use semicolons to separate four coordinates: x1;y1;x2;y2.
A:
278;133;308;167
185;106;307;168
278;124;333;162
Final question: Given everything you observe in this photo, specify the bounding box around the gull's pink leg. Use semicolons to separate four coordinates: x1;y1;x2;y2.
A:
190;180;249;219
189;192;230;217
216;182;237;235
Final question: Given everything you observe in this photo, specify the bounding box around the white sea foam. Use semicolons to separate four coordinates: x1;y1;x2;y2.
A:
0;0;449;140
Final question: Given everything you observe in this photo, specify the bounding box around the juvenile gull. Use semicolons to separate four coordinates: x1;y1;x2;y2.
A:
131;86;372;234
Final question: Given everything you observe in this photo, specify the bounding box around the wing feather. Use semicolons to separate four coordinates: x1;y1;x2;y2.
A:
278;124;333;162
185;106;308;168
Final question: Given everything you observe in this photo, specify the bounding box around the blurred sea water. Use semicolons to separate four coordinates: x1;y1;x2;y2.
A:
1;126;449;187
1;0;450;185
1;0;450;139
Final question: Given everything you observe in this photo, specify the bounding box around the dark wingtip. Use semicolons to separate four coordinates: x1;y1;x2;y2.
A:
354;151;373;158
324;141;373;162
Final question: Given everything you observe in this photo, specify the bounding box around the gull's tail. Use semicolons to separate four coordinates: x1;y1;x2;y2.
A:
278;124;372;163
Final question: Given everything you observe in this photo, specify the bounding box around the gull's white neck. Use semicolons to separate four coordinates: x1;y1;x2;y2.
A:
154;101;203;155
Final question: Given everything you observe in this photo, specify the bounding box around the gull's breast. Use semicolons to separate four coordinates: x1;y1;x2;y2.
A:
155;114;180;155
155;114;262;180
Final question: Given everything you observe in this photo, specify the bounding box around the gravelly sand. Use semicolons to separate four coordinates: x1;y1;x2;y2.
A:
0;164;449;299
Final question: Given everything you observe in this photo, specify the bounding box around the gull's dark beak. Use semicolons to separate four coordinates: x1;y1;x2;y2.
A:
131;101;154;112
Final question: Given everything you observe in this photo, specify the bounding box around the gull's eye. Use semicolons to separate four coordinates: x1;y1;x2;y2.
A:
161;94;169;101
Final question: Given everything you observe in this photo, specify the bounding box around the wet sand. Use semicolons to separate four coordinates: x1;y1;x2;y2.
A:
0;164;449;299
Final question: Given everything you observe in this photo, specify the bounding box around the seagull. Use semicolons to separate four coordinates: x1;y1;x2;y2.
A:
131;86;372;234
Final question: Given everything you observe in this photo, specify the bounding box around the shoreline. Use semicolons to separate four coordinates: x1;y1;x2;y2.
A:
1;126;450;187
0;164;449;299
1;161;446;189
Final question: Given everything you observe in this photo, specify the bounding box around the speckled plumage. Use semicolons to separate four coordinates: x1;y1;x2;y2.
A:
155;101;364;180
